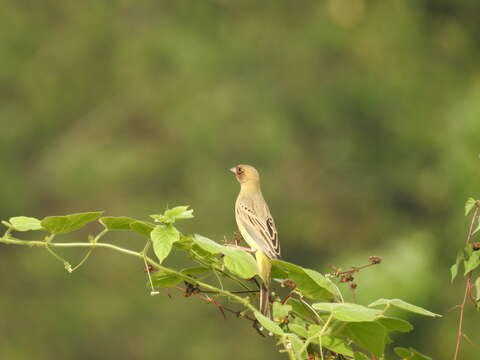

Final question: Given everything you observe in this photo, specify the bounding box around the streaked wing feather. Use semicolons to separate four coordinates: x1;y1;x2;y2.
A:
236;202;280;259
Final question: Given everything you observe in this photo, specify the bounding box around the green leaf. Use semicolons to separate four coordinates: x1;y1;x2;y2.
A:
354;352;370;360
130;221;155;237
150;224;179;263
312;302;382;322
343;321;387;356
272;302;292;321
307;328;355;357
376;316;413;333
223;248;258;279
368;299;441;317
307;324;321;338
151;272;182;288
319;335;354;357
303;268;340;298
41;212;104;234
173;235;194;251
289;323;308;338
287;298;319;322
9;216;43;231
150;206;194;224
394;347;432;360
254;312;284;335
450;263;459;283
272;260;338;301
100;216;136;230
192;235;258;278
192;234;225;254
465;198;477;216
464;251;480;275
451;250;465;283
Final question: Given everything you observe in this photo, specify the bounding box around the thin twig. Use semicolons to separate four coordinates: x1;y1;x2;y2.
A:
173;286;257;322
453;205;479;360
453;274;471;360
0;235;260;316
329;262;378;277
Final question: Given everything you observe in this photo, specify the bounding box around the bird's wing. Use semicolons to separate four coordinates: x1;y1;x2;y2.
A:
236;201;280;259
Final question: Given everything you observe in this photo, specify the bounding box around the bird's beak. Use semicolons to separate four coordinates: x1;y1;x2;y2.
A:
229;166;236;174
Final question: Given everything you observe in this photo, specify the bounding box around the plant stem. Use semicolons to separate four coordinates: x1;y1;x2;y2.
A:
0;235;259;315
453;274;471;360
453;205;479;360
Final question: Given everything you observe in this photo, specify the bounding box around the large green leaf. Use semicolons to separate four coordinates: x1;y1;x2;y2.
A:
312;302;381;322
193;235;257;278
193;234;225;254
223;248;258;279
464;251;480;275
368;299;441;317
318;335;354;357
307;326;354;357
150;224;180;263
287;298;319;322
289;323;308;338
272;260;338;300
41;212;104;234
9;216;43;231
173;235;194;251
394;347;432;360
130;221;155;237
343;321;387;356
150;206;194;224
303;268;339;297
376;316;413;333
254;312;284;335
100;216;136;230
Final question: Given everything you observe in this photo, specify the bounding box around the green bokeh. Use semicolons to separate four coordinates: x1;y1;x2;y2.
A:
1;1;480;359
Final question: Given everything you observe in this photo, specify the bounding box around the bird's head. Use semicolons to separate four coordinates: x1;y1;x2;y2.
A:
230;164;260;184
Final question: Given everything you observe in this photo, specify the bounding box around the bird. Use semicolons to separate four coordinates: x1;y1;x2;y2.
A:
230;164;280;317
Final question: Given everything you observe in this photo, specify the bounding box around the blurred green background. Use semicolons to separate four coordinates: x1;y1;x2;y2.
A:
1;1;480;359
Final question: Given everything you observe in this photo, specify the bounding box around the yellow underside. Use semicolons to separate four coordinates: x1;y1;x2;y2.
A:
237;222;271;283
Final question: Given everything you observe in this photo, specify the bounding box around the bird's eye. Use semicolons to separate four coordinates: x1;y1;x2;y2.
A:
237;167;244;175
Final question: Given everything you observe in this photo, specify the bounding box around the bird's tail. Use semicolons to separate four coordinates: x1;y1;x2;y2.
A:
256;251;272;317
259;282;270;317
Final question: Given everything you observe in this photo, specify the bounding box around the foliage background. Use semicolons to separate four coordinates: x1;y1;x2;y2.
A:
1;1;480;359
